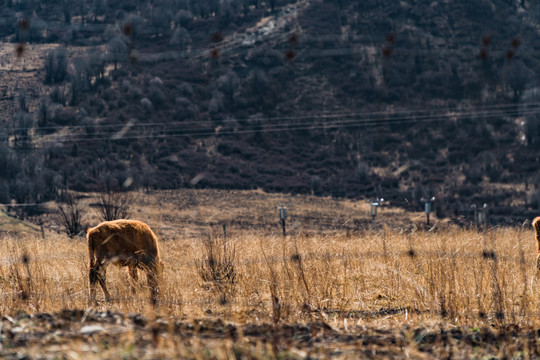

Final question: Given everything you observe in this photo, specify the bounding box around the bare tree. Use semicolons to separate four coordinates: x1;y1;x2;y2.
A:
12;112;34;151
96;187;131;221
502;60;533;100
107;36;128;70
170;27;191;51
44;47;68;84
57;191;84;238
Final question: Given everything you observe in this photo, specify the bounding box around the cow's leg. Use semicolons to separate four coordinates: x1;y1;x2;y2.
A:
89;265;98;303
128;266;139;294
90;260;111;302
97;263;112;302
146;269;160;306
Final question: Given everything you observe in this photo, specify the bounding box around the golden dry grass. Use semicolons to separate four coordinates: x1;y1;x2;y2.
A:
2;189;540;358
1;189;538;327
37;188;426;240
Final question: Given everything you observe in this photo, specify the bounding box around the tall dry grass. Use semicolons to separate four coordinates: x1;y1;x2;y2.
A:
0;224;539;329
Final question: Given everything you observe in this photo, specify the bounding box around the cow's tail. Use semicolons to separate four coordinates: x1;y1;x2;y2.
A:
88;230;97;270
87;229;100;302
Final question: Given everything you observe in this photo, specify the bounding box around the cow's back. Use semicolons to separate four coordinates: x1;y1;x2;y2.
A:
88;220;160;265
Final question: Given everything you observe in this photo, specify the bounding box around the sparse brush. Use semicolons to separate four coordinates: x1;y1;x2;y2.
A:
57;191;84;238
95;189;131;222
290;239;311;305
260;238;287;324
196;234;236;305
2;189;540;357
2;192;540;332
267;261;282;324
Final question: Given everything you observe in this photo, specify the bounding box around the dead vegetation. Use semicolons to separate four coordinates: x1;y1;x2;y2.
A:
56;191;84;238
1;226;540;357
3;310;540;359
196;233;237;305
1;189;540;358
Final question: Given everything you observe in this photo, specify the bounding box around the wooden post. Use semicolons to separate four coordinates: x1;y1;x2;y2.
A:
279;204;287;237
370;201;380;231
471;204;478;229
479;204;488;231
423;197;434;229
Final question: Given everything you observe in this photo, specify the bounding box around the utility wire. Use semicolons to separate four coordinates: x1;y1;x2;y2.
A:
4;100;539;132
19;106;540;144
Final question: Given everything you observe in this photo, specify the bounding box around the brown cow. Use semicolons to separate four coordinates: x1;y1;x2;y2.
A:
87;219;164;303
534;217;540;271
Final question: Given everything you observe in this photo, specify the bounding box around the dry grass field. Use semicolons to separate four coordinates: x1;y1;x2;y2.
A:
1;189;540;358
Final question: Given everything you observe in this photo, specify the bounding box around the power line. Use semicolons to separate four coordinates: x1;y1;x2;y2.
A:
0;101;537;151
4;100;539;133
1;107;537;148
0;202;49;207
19;105;540;144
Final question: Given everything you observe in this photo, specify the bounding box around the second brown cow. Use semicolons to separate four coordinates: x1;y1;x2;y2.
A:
87;219;164;303
534;217;540;271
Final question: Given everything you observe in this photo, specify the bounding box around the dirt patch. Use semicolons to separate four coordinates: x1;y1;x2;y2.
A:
1;310;539;359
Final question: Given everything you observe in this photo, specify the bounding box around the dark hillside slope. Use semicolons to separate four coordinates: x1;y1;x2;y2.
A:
0;0;539;224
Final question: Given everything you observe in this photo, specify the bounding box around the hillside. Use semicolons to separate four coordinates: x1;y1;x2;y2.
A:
0;209;40;235
0;0;539;224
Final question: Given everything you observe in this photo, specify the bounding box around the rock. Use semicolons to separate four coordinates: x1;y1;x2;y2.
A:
80;325;105;335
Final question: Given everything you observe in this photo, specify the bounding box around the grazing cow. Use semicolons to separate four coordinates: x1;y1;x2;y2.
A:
535;217;540;271
87;219;164;303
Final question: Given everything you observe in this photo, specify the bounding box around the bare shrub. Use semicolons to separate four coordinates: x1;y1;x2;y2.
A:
288;239;313;316
57;191;84;238
12;111;34;151
261;239;289;324
10;252;34;304
95;190;131;221
196;234;236;304
44;47;68;84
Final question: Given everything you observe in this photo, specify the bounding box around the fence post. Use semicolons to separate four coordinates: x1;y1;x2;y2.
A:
279;204;287;237
483;203;488;230
370;198;383;231
478;203;488;231
471;203;488;231
471;204;478;229
422;197;435;228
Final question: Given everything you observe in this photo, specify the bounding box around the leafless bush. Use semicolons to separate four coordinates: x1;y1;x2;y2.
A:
44;47;68;84
261;240;286;324
57;191;84;238
95;190;131;221
289;239;313;316
196;234;236;304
